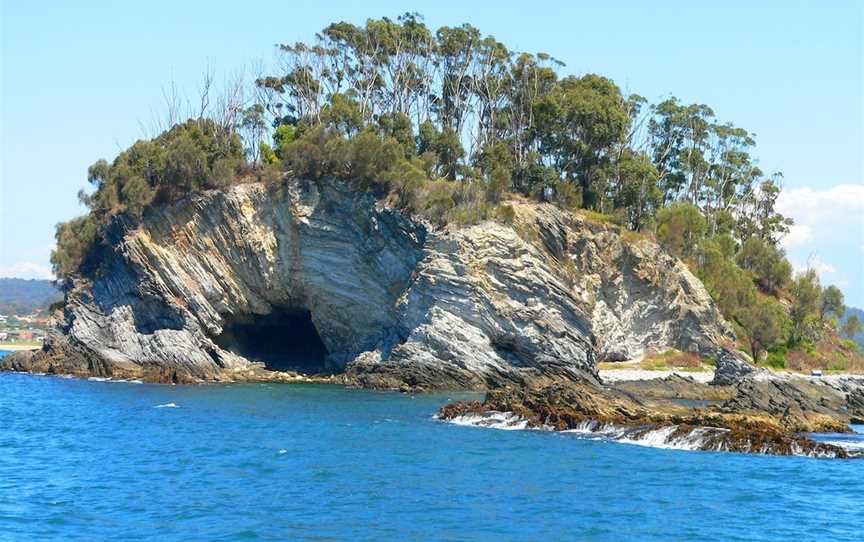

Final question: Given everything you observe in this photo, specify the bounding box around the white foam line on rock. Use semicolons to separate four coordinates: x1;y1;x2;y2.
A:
441;413;843;457
820;440;864;451
446;411;531;430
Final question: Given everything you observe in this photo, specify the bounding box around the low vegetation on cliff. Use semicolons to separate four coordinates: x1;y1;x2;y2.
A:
51;13;859;371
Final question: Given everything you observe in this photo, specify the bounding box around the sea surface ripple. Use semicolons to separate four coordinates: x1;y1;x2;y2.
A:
1;356;862;541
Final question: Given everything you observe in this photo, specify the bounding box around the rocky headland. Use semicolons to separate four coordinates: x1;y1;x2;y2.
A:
2;176;733;387
3;176;862;457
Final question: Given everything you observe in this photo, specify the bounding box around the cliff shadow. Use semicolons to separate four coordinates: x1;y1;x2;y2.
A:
215;307;329;375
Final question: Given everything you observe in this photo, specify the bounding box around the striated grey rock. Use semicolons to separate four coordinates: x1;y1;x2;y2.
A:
848;388;864;423
819;376;864;423
711;348;756;385
721;377;842;421
2;177;737;389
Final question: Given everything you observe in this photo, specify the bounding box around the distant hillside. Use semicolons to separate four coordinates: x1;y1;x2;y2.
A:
0;278;63;315
841;307;864;349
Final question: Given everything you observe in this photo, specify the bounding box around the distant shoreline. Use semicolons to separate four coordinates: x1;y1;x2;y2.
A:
0;344;40;352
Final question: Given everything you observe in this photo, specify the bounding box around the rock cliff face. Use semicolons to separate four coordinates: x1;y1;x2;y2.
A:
3;177;736;389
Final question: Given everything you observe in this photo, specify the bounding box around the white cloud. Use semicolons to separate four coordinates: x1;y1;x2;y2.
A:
792;256;836;276
776;184;864;303
0;261;55;280
813;260;837;275
777;183;864;251
790;256;843;293
782;224;814;249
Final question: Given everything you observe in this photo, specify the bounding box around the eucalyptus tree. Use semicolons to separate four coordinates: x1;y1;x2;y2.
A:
606;149;661;229
504;53;560;169
789;269;822;344
435;23;482;136
841;315;863;341
647;98;714;205
702;123;758;233
735;176;793;245
738;295;787;364
820;285;846;321
736;236;792;294
470;35;511;152
533;74;630;208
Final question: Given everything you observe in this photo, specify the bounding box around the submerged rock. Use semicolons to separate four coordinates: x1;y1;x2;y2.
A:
3;177;737;389
821;376;864;424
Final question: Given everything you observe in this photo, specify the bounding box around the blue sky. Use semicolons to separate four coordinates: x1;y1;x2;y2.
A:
1;1;862;305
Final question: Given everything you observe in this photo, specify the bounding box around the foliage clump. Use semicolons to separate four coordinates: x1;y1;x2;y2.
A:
52;120;245;277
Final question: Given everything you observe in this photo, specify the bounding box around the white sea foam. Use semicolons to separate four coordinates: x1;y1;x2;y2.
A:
88;376;145;384
618;426;681;449
563;422;723;451
441;410;850;457
820;440;864;452
446;411;531;431
616;425;732;452
791;441;845;459
154;402;179;408
278;449;288;454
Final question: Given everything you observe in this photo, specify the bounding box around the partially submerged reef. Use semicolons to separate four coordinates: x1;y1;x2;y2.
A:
3;177;862;458
438;372;864;458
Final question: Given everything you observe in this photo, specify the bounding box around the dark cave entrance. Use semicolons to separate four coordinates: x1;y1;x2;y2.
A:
215;307;329;375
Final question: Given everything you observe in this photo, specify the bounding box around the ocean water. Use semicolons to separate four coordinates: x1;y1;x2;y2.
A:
1;358;862;540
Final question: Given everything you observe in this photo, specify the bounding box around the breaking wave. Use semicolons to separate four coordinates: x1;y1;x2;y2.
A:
444;411;533;431
88;377;143;384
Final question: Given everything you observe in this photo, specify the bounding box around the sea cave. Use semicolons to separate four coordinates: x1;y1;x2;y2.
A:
215;307;329;375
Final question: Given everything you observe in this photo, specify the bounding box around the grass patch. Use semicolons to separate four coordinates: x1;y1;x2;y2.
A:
578;209;614;226
597;361;639;370
637;349;707;371
620;229;651;244
639;358;669;371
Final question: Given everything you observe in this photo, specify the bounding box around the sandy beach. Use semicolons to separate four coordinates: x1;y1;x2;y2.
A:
599;366;864;385
599;368;715;383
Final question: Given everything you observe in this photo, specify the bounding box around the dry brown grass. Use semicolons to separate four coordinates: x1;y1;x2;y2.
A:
784;330;864;374
638;349;706;371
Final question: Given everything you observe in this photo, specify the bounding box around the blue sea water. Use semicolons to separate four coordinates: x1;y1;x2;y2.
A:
1;353;862;541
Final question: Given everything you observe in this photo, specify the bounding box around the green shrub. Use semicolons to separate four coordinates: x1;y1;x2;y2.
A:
656;202;706;258
764;345;787;369
841;339;859;351
486;167;510;204
50;215;98;279
827;358;848;372
496;204;516;224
